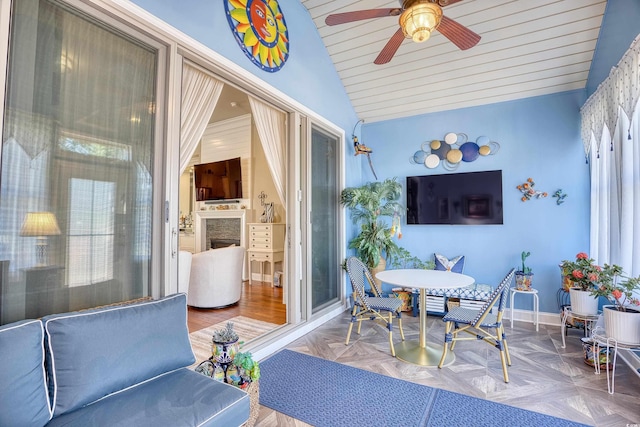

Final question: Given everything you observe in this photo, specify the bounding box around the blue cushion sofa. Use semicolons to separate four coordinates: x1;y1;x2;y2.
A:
0;293;249;427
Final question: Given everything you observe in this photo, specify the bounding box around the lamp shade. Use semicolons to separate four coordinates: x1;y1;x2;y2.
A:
400;2;443;43
19;212;61;236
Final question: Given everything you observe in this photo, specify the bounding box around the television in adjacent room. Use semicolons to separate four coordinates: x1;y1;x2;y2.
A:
406;170;503;225
193;157;243;201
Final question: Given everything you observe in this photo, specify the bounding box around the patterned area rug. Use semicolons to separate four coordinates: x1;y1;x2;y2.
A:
189;316;278;367
260;350;592;427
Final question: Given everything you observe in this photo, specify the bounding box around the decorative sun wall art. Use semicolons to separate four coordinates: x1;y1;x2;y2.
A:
410;133;500;170
224;0;289;72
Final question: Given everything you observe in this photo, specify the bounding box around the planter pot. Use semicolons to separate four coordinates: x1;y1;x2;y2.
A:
603;305;640;346
515;271;533;291
370;256;386;295
569;288;599;316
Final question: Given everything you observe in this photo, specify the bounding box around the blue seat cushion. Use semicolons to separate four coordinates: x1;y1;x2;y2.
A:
42;293;195;417
434;253;465;273
0;319;51;427
45;368;250;427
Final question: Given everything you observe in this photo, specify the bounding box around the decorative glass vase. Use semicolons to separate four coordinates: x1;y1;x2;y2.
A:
515;271;533;291
211;338;239;383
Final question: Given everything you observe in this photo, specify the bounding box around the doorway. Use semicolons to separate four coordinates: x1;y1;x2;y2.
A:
179;83;287;337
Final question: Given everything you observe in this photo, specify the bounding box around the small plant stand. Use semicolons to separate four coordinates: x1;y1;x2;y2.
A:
560;306;600;348
509;287;539;331
592;328;640;395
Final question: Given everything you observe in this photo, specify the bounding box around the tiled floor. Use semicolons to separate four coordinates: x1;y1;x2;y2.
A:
253;311;640;426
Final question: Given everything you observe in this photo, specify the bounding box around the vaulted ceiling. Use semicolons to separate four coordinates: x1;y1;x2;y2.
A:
301;0;606;123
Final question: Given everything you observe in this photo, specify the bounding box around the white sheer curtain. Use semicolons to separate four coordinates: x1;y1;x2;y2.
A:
180;63;224;174
582;35;640;277
248;96;286;204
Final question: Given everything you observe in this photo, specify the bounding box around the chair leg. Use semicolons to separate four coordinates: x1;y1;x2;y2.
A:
387;312;395;357
500;325;512;366
496;326;509;382
499;349;510;383
438;321;453;368
397;312;405;341
345;305;358;345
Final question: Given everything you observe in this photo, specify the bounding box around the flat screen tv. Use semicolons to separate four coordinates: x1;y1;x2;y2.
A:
194;157;243;201
406;170;503;225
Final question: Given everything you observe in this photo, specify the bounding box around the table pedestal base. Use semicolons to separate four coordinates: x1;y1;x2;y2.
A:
395;341;455;367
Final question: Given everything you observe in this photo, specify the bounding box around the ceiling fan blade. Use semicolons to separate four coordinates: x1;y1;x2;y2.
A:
437;0;464;6
437;15;480;50
325;8;401;26
374;28;405;65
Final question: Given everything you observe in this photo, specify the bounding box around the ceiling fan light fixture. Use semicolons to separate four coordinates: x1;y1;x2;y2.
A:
399;2;443;43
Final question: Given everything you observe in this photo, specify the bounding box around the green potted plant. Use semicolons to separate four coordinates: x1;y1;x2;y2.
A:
340;178;404;281
515;251;533;291
559;252;602;315
590;264;640;345
233;351;261;387
211;321;240;364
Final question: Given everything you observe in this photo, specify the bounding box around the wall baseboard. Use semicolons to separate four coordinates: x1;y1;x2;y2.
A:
507;308;565;327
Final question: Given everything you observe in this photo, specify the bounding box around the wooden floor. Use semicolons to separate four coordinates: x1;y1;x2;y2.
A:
187;281;286;333
187;288;640;426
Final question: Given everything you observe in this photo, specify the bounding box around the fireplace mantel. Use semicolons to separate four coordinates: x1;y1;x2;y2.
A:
194;209;248;253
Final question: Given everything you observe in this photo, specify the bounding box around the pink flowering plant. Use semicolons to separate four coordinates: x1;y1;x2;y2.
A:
590;263;640;312
560;252;602;292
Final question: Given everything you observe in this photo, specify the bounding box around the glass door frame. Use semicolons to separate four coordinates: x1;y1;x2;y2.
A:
0;0;170;301
299;115;346;320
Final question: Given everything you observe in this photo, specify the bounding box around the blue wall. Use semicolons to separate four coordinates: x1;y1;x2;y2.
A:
130;0;359;145
361;90;590;313
128;1;633;315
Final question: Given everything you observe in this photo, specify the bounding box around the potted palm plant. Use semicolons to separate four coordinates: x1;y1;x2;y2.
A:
340;178;404;285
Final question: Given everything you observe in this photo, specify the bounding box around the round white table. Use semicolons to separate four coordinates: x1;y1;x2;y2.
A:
375;269;475;366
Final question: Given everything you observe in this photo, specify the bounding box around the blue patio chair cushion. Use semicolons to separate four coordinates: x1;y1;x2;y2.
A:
0;319;51;427
434;253;465;273
363;296;403;313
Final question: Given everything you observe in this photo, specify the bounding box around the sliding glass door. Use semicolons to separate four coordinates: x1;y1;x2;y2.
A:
308;125;341;313
0;0;162;324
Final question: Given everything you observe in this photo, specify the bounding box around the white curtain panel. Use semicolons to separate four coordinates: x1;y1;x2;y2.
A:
180;63;224;174
248;96;286;205
583;35;640;279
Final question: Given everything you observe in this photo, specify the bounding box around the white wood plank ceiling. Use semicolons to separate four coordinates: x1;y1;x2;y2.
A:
301;0;606;123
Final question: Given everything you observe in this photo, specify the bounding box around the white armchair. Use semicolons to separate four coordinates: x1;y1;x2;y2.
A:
178;251;192;295
187;246;246;308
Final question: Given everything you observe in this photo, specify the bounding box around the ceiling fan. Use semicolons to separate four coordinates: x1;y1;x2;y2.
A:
325;0;480;65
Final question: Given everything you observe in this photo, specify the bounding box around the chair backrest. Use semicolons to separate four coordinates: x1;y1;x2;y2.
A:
471;268;515;326
345;257;380;309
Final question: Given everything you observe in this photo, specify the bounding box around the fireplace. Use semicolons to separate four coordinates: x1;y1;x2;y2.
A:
194;210;248;280
210;238;241;249
194;210;247;253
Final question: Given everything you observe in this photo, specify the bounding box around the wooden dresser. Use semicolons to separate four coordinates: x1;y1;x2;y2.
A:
247;223;285;285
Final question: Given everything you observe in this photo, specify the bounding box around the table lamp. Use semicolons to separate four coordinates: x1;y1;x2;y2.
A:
20;211;61;267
